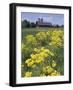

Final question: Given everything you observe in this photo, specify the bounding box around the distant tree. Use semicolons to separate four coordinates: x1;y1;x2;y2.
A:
22;20;30;28
61;25;64;27
56;24;59;28
30;22;36;27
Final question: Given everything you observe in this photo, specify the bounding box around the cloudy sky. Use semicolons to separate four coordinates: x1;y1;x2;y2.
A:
21;12;64;26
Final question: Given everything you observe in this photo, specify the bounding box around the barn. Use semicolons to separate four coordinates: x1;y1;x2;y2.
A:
36;18;52;27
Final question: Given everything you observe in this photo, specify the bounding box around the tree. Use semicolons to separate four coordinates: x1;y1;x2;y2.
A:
61;25;64;27
22;20;30;28
30;22;36;27
56;24;59;28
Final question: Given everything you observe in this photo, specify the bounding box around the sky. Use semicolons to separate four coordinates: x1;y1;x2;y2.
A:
21;12;64;26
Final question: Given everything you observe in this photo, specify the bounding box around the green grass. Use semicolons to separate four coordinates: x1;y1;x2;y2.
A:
22;27;63;41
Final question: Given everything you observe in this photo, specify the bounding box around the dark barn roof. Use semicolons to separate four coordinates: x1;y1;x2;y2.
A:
37;22;52;27
36;18;52;27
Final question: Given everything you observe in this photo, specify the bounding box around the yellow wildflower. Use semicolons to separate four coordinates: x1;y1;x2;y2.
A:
49;30;63;46
26;35;37;45
34;48;40;53
46;66;54;74
41;47;45;51
25;59;31;64
25;59;34;67
35;59;42;64
31;64;36;68
43;66;54;74
40;51;49;58
52;60;57;67
36;32;47;41
51;70;61;76
31;54;37;59
25;72;32;77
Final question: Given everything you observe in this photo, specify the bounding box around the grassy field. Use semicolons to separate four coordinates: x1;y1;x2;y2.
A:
22;27;63;41
21;27;64;77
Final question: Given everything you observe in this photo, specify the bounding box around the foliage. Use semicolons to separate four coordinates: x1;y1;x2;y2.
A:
21;28;64;77
22;20;30;28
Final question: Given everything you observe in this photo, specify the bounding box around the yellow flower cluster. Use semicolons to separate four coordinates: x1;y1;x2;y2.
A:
24;30;63;47
43;66;60;76
25;35;37;45
49;30;63;46
25;47;54;67
52;60;57;67
22;29;64;77
51;70;60;76
25;72;32;77
36;32;47;41
34;47;54;56
43;66;54;74
21;43;30;52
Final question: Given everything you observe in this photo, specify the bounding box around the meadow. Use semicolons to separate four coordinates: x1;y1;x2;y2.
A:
21;27;64;77
22;27;63;40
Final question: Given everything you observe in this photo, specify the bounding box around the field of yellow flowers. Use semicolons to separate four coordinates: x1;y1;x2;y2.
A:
21;28;64;77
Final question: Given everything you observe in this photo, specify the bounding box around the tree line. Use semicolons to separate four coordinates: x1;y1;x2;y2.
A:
22;20;64;28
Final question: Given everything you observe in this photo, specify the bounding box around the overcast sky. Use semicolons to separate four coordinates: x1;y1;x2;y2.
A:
21;12;64;26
